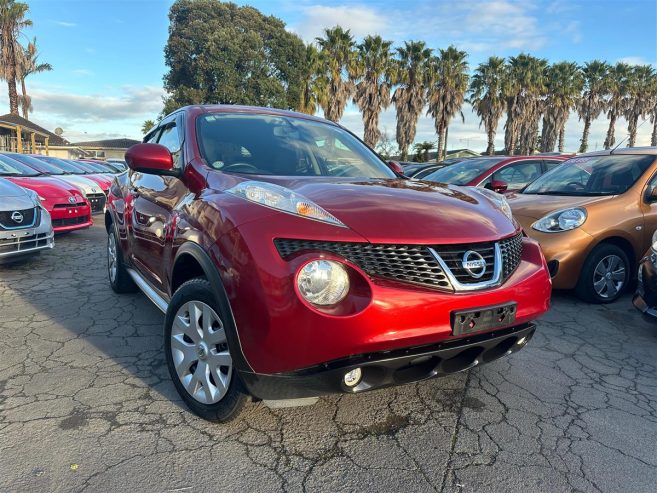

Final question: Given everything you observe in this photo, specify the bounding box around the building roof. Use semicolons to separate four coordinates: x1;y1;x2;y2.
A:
0;113;68;146
71;138;141;149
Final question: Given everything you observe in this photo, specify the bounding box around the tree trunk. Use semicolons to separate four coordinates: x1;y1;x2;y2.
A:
436;126;443;163
443;126;448;161
604;112;616;149
579;117;591;153
652;116;657;147
20;78;28;120
3;27;19;116
628;113;638;147
486;124;495;155
558;125;565;153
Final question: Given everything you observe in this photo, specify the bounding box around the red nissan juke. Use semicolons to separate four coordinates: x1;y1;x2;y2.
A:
106;105;552;421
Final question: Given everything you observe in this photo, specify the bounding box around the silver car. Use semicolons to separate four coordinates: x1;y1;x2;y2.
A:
0;178;54;261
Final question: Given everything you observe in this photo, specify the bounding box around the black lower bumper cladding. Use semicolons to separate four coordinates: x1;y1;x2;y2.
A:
634;256;657;319
240;323;536;400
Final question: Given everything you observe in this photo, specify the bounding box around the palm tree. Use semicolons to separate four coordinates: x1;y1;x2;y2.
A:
0;0;31;115
540;62;583;153
623;65;655;147
603;63;630;149
650;76;657;147
503;54;548;155
352;35;393;148
577;60;609;153
427;46;469;161
16;37;52;120
469;56;506;155
141;120;155;134
298;44;326;116
315;26;356;122
413;141;433;162
391;41;432;161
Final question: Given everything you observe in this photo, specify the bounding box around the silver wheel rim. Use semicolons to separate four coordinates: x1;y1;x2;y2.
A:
592;254;625;299
108;234;117;283
170;301;232;404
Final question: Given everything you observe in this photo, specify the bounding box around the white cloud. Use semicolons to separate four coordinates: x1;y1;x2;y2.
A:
72;69;93;77
53;20;76;27
289;4;390;42
28;86;164;123
617;56;655;66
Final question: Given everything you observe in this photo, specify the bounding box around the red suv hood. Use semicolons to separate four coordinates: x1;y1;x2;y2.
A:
259;177;517;244
6;176;77;199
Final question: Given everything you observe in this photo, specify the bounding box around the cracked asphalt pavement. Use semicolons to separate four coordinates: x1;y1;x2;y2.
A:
1;224;657;492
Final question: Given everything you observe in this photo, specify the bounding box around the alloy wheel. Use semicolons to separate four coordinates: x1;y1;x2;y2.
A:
170;301;233;404
107;234;117;283
592;254;625;299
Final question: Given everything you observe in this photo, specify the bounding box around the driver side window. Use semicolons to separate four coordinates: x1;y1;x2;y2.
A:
157;125;182;168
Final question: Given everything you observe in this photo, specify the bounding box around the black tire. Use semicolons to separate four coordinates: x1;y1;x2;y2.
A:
164;278;248;422
575;243;629;304
107;227;137;293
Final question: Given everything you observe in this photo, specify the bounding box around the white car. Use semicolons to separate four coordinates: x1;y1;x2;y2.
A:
0;178;54;262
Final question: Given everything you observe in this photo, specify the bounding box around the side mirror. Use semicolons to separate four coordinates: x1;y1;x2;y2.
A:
125;143;178;177
490;179;508;193
646;186;657;203
387;160;405;176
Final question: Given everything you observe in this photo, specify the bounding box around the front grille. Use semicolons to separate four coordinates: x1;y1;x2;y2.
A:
53;202;87;209
0;207;38;230
52;215;89;228
0;232;50;255
275;239;451;289
431;242;497;284
275;232;524;291
499;233;523;280
87;193;106;213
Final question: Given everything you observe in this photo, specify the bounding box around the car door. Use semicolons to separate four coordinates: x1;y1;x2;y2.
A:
492;159;544;193
639;170;657;253
128;114;187;291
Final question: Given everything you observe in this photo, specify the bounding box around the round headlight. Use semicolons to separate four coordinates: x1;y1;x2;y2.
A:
297;260;350;306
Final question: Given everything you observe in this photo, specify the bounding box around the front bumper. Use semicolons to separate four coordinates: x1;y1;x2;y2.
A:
49;202;93;233
633;254;657;319
240;323;536;399
514;215;594;289
216;217;552;374
0;211;54;259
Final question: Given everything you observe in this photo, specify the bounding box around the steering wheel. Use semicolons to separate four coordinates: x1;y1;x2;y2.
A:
565;181;584;190
221;163;261;173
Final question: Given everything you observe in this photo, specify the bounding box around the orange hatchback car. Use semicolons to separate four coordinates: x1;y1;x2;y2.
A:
508;147;657;303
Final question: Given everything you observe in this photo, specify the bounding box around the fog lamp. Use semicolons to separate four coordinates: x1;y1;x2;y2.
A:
516;336;527;346
343;368;362;387
297;260;349;306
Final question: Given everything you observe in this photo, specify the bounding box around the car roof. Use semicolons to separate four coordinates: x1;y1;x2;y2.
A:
181;104;336;126
578;146;657;157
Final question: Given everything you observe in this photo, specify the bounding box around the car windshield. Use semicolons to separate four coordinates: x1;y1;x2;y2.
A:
36;155;88;174
0;154;41;176
9;153;65;174
422;157;506;185
197;113;396;178
524;154;655;196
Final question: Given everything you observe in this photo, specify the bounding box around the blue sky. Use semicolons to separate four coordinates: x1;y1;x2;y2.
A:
9;0;657;150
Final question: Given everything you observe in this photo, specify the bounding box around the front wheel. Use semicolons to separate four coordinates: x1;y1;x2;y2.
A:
164;278;247;422
107;228;137;293
575;244;629;304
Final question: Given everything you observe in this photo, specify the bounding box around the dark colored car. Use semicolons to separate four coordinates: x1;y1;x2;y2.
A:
634;234;657;318
422;155;570;193
106;105;551;422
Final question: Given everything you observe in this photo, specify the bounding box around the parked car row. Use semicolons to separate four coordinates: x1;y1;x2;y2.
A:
0;152;125;262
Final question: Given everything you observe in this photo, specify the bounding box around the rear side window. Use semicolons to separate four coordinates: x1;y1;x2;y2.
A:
544;160;564;171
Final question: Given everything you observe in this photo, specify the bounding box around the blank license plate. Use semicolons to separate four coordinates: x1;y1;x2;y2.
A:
451;303;517;336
